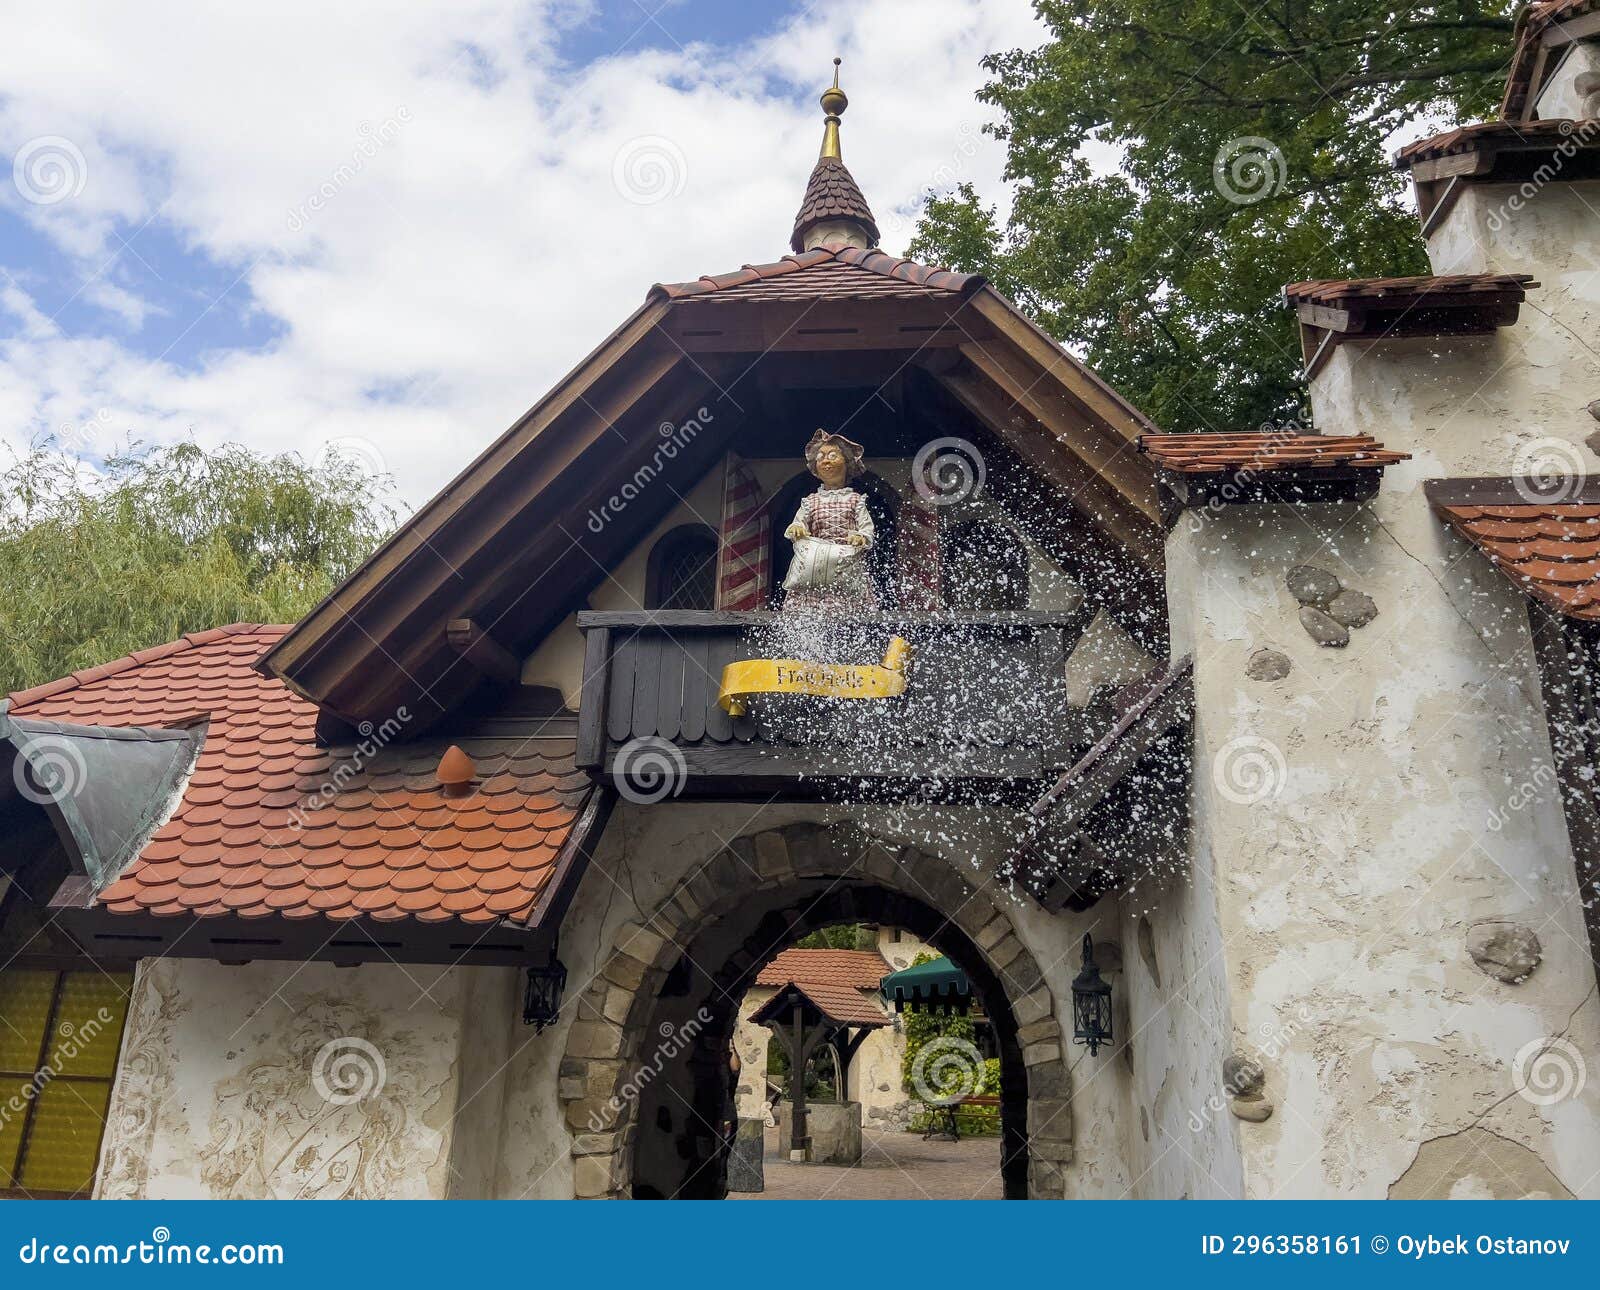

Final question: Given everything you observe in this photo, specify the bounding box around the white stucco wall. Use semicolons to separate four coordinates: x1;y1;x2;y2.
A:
97;958;518;1200
1167;485;1600;1197
1533;44;1600;122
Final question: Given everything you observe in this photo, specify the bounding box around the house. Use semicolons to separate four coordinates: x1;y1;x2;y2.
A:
2;19;1599;1199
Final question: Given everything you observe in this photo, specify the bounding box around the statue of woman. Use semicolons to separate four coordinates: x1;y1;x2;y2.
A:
781;429;879;614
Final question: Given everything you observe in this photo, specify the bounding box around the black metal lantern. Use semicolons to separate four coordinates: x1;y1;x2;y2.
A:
1071;933;1113;1055
523;952;567;1031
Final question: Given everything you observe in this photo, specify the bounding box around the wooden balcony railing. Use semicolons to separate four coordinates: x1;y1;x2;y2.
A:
575;609;1100;798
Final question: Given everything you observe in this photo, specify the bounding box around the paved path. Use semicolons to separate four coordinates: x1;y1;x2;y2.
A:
727;1128;1003;1200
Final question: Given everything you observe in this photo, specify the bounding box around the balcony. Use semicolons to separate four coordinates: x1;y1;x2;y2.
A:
574;609;1100;799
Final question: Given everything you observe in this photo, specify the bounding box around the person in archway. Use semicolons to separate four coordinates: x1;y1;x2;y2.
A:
781;429;880;615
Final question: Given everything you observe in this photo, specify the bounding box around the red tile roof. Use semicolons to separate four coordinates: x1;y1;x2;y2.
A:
755;947;890;990
1503;0;1599;120
1427;483;1600;620
791;156;879;253
1138;432;1409;474
1283;273;1536;306
650;244;981;304
751;977;890;1028
1396;118;1598;167
6;625;595;926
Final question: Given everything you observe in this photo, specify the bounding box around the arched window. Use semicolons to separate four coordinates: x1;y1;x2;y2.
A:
942;521;1029;611
645;524;719;611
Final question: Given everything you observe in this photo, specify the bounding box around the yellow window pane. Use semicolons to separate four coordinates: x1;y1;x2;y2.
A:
17;1078;112;1195
0;1075;33;1185
0;970;56;1073
45;974;132;1079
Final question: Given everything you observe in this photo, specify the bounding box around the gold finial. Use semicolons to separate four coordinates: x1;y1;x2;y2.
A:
819;56;847;161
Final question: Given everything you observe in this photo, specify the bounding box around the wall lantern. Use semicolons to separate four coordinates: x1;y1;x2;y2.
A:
523;950;567;1031
1071;933;1113;1055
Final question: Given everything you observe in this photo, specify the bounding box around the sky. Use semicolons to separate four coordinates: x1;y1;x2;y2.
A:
0;0;1045;510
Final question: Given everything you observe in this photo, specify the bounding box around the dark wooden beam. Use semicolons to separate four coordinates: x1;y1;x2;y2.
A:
958;338;1160;519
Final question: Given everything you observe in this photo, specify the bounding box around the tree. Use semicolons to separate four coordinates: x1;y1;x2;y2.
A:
0;439;397;693
910;0;1516;431
795;923;875;950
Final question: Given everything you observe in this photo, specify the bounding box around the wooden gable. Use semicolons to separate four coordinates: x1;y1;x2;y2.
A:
258;248;1166;728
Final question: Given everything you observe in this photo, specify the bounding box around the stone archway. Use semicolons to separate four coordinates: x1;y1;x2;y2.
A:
558;822;1074;1198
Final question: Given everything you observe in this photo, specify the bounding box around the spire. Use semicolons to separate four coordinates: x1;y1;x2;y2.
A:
790;57;880;254
819;57;846;160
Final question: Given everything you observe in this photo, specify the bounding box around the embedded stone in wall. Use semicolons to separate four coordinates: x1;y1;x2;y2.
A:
1325;589;1378;629
1466;921;1542;984
1246;647;1291;682
1230;1095;1273;1123
1585;398;1600;424
1287;565;1341;606
1222;1053;1264;1097
1298;605;1349;647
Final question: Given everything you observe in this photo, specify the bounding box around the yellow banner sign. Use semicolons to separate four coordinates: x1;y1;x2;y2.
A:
718;637;912;717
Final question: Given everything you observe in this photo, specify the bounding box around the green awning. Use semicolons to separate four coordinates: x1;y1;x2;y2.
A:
879;956;971;1013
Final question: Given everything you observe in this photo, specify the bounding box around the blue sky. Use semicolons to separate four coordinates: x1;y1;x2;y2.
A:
0;0;1039;505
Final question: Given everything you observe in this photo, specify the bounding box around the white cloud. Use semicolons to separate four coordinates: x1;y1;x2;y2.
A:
0;0;1042;508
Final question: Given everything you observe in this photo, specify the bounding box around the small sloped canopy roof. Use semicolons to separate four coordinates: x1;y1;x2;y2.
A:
880;955;971;1008
1426;478;1600;620
0;707;200;893
751;978;889;1029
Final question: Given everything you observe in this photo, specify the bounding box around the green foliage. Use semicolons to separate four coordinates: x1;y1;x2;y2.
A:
898;954;1004;1133
795;923;874;950
0;439;397;693
910;0;1515;430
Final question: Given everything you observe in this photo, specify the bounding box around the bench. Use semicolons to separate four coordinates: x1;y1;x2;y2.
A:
922;1093;1000;1142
